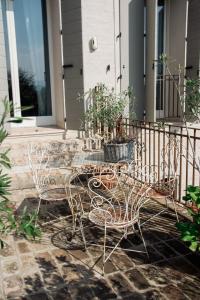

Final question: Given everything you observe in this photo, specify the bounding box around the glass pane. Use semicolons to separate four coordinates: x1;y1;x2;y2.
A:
13;0;52;116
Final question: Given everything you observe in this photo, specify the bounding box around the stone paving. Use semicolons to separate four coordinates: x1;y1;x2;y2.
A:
0;197;200;300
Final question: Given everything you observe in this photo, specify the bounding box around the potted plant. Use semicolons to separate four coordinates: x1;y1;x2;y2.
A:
83;84;136;163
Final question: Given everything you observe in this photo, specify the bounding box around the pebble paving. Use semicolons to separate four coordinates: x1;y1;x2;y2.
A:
0;197;199;300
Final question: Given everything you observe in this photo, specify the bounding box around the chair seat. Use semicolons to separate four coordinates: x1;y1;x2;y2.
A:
89;207;139;228
40;188;66;201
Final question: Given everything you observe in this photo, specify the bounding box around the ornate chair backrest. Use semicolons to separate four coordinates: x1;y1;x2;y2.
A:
28;144;51;193
155;136;180;198
28;143;70;194
161;135;180;178
87;163;154;226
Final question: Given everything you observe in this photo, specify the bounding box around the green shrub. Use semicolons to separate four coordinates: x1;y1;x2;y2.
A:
0;99;41;248
176;185;200;252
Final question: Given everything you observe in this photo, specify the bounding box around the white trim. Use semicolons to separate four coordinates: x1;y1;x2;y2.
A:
11;115;56;128
46;0;56;126
6;0;21;117
4;0;56;127
58;0;67;131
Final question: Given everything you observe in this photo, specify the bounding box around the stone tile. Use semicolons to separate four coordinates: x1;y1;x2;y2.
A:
168;257;199;275
68;282;96;300
28;241;50;252
150;230;175;241
111;253;135;271
122;292;147;300
3;275;24;299
23;273;44;295
143;289;166;300
142;231;161;244
123;289;165;300
87;245;103;258
140;263;184;287
125;268;151;290
42;272;65;291
94;257;117;275
108;273;135;298
178;276;200;300
62;263;82;283
51;286;72;300
185;252;200;270
2;260;19;277
166;239;191;256
35;252;64;291
89;279;117;299
153;242;177;259
17;242;31;254
162;284;188;300
8;296;29;300
69;249;90;261
20;255;38;276
35;252;57;270
126;245;164;265
0;243;15;258
28;292;50;300
51;248;73;264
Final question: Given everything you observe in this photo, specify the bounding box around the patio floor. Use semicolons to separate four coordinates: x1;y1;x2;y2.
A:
0;197;199;300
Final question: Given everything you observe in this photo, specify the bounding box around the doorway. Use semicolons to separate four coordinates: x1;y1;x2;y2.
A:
2;0;55;126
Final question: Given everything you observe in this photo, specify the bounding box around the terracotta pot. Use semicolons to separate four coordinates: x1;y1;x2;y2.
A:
93;174;117;189
153;177;175;196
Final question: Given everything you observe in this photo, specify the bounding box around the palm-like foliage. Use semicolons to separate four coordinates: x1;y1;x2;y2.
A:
0;98;41;248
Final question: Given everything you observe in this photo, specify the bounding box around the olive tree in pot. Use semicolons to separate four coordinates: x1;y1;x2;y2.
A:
83;84;136;163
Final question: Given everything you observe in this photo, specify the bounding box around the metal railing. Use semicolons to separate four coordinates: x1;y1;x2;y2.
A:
128;120;200;203
83;117;200;204
156;74;182;120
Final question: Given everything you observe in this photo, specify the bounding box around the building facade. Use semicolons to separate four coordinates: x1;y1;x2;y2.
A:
0;0;199;132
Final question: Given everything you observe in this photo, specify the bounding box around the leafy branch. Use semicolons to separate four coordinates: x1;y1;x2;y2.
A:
176;186;200;252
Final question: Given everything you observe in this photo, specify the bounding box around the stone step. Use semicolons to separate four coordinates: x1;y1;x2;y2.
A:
1;135;85;191
2;139;83;167
7;166;73;191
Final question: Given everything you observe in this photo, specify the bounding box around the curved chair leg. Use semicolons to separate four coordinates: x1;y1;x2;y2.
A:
138;221;149;258
79;216;87;251
102;224;107;276
165;196;179;222
35;197;42;224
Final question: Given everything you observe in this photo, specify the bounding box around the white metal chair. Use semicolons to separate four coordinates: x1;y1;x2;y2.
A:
28;142;73;223
151;136;180;221
67;162;154;275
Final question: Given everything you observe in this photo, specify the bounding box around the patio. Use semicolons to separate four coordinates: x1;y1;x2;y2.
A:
0;193;199;300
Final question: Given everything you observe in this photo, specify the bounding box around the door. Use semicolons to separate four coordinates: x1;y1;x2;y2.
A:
2;0;54;126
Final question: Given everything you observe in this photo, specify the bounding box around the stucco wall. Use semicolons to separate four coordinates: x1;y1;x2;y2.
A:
187;0;200;78
81;0;118;92
0;1;8;104
61;0;84;130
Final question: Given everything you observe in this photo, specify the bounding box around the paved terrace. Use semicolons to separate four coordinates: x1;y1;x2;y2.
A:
0;194;199;300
